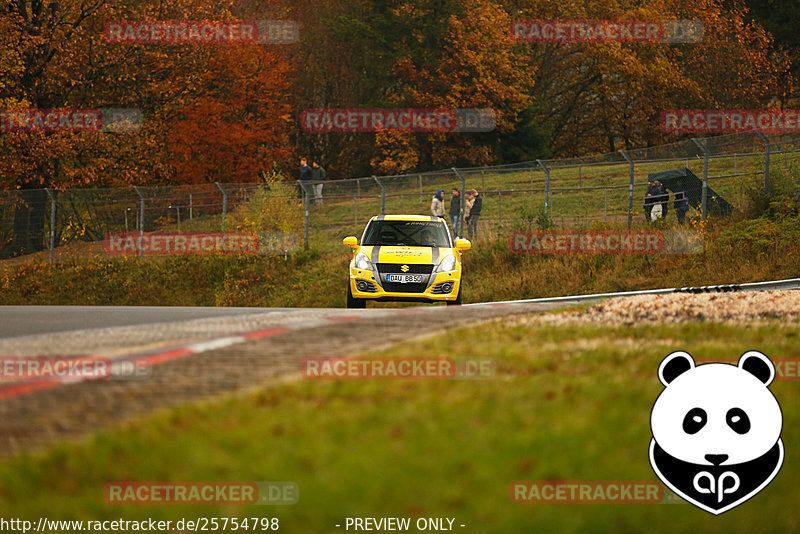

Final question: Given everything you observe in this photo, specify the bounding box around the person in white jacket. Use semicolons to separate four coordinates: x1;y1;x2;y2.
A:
430;189;445;218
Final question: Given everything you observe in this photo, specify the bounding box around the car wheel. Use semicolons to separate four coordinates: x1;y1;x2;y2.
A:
446;287;462;306
347;281;366;308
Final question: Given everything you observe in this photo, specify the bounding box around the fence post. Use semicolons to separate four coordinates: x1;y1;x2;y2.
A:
189;192;193;220
604;188;608;221
133;186;145;257
304;182;310;250
214;182;227;232
373;176;386;216
692;138;709;220
619;150;634;229
292;180;310;250
481;169;485;192
756;133;770;193
45;188;56;264
452;168;466;237
536;159;550;215
418;174;423;200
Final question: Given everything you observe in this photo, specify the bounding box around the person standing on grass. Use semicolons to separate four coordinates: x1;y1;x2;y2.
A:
431;189;445;218
311;161;326;206
644;179;658;222
466;189;482;240
654;180;668;219
449;188;461;235
464;190;474;231
298;157;312;201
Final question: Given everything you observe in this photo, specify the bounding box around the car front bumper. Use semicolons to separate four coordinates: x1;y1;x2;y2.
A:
349;266;461;302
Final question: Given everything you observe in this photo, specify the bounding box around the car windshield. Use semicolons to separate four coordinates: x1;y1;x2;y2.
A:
362;220;451;248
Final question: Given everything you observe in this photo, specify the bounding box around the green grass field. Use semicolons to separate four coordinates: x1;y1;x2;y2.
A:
1;317;798;533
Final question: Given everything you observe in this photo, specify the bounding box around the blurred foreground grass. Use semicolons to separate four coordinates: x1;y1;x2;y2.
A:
0;318;798;532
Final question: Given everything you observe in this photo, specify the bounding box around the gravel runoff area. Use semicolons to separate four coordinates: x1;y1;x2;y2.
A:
526;290;800;326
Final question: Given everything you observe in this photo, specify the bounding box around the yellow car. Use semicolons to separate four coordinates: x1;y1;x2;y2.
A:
343;215;471;308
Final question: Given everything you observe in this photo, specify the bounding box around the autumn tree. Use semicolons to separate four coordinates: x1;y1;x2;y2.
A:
276;0;401;179
740;0;800;87
504;0;791;156
167;45;294;184
381;0;535;172
0;0;295;253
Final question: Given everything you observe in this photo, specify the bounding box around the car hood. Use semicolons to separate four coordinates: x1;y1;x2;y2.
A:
360;245;449;265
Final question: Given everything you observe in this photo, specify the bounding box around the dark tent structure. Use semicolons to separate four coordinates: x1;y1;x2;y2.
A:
646;168;733;216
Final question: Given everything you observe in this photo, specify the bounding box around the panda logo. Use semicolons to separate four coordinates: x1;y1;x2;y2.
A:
649;350;784;515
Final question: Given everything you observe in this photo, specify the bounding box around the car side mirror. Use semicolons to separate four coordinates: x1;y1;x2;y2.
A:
343;236;359;249
455;238;471;251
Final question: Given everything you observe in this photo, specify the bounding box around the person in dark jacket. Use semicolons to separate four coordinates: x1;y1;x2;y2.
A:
674;179;690;225
298;157;312;200
654;180;668;219
644;180;659;222
449;188;461;235
466;189;482;240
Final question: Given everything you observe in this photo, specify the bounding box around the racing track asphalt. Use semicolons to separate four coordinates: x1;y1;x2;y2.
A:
0;306;296;339
0;302;565;456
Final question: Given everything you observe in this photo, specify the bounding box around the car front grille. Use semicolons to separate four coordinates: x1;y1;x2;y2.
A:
375;263;434;293
376;263;434;274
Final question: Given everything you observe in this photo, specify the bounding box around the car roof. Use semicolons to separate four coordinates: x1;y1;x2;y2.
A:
369;215;444;222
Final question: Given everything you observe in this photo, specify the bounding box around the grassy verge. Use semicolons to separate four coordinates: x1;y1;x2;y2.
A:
0;317;798;533
1;205;799;307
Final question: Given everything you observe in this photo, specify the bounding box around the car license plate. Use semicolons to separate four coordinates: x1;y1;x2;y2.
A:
387;274;423;283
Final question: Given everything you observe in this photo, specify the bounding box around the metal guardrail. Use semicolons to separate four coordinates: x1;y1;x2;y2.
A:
478;278;800;306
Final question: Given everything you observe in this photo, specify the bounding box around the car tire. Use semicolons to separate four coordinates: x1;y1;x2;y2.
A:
347;282;366;308
446;287;462;306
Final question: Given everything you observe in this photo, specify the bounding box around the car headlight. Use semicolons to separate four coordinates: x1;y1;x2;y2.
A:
354;251;373;271
437;254;456;273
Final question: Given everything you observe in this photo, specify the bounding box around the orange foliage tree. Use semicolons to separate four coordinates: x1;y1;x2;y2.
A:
508;0;791;155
